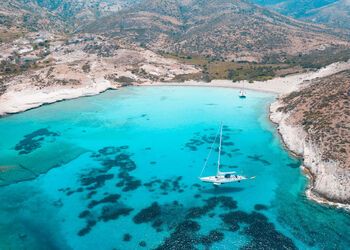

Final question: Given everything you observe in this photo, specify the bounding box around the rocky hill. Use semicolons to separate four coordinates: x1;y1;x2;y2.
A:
250;0;350;30
302;0;350;30
0;0;140;35
0;0;67;34
81;0;349;62
0;33;199;115
1;0;349;63
271;70;350;204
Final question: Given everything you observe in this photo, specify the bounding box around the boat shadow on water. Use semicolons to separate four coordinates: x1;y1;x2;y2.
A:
201;186;245;194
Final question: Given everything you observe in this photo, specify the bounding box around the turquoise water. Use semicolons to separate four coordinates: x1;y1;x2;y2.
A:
0;86;349;250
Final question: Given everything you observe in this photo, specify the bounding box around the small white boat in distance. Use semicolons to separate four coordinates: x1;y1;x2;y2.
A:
199;123;254;185
239;90;246;98
239;81;247;98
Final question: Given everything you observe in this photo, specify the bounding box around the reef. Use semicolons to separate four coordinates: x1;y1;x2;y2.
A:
133;202;161;224
221;211;297;249
73;146;140;236
143;176;186;194
14;128;59;155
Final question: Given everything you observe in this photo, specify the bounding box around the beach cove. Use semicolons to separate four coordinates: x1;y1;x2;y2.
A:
0;86;349;249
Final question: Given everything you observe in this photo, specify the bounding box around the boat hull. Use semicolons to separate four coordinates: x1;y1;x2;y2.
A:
200;175;247;185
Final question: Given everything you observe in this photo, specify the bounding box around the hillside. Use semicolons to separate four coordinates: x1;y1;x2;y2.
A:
0;33;199;115
302;0;350;30
0;0;66;42
81;0;349;62
250;0;350;30
250;0;338;17
272;70;350;204
0;0;140;37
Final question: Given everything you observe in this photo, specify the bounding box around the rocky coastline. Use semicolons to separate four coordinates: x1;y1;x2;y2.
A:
270;71;350;210
1;58;350;211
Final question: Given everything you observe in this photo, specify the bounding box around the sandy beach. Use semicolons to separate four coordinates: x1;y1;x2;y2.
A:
1;60;350;210
1;60;350;116
139;60;350;94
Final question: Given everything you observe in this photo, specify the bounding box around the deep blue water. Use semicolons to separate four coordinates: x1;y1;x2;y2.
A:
0;87;349;250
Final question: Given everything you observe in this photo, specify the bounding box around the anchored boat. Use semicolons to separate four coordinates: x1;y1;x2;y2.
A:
239;90;247;98
239;81;247;98
199;123;254;185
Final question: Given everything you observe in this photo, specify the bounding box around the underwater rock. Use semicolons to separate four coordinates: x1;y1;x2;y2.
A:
155;220;200;250
199;230;224;247
87;190;97;199
123;233;132;242
78;219;97;236
220;211;297;249
88;194;121;209
14;128;59;155
186;196;237;219
184;132;214;151
81;146;141;194
79;210;91;218
248;154;271;166
66;190;75;196
133;202;161;224
144;176;185;194
81;173;114;189
78;201;133;237
220;211;249;231
99;205;133;222
139;241;147;247
116;172;141;192
254;204;269;211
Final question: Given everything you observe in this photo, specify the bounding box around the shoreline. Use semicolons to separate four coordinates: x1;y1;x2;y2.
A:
301;166;350;211
0;61;350;209
134;81;281;94
1;60;350;117
270;100;350;211
0;86;119;118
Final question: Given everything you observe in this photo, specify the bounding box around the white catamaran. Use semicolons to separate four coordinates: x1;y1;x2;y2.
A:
199;123;254;185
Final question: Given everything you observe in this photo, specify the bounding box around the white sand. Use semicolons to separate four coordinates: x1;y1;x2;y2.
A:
1;60;349;116
142;60;350;94
0;79;116;116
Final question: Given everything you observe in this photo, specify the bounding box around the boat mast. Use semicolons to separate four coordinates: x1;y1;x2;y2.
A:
217;123;223;176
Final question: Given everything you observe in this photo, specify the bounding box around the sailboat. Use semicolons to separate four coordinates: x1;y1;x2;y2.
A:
199;123;254;185
239;81;247;98
239;90;246;98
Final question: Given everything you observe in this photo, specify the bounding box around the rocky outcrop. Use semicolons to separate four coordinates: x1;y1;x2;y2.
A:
270;71;350;207
0;34;199;116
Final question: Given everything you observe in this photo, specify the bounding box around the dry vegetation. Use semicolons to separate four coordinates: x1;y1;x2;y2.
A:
163;53;305;82
277;70;350;166
0;33;199;99
82;0;349;62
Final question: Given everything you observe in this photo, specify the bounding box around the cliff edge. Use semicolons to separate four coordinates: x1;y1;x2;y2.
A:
271;70;350;207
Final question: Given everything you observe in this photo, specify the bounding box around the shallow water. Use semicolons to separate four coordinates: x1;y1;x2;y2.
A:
0;86;349;250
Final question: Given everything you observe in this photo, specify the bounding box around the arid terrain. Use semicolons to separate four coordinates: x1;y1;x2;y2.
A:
82;0;350;62
251;0;350;30
271;70;350;205
0;32;198;115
